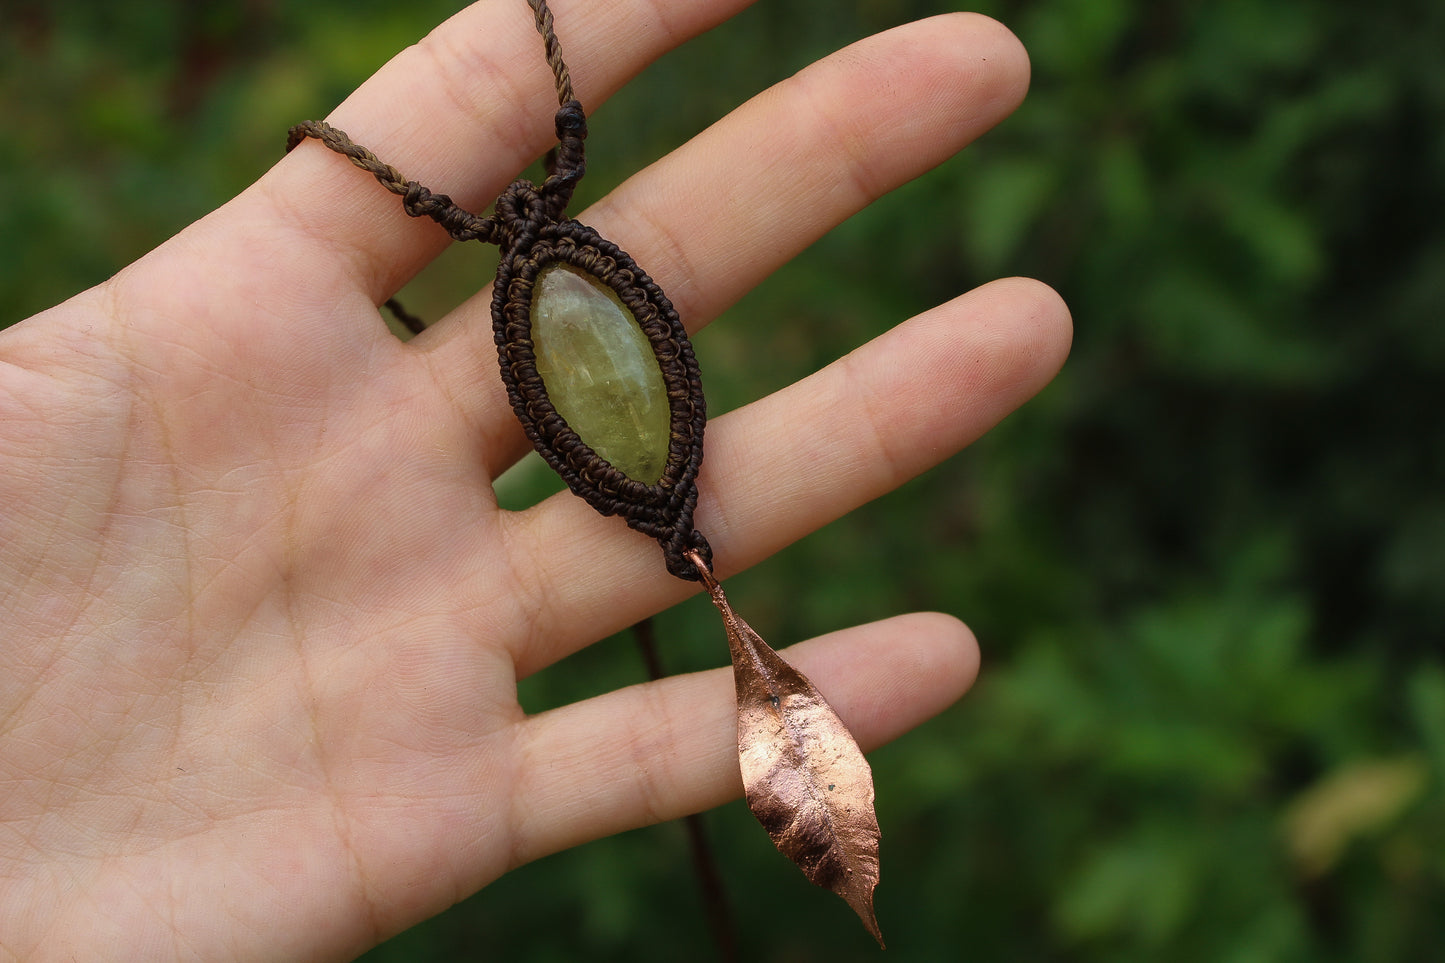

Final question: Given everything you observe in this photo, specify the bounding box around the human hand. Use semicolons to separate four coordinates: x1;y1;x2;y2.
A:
0;2;1069;959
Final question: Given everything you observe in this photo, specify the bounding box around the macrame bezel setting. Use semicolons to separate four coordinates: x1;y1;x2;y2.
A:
492;216;711;580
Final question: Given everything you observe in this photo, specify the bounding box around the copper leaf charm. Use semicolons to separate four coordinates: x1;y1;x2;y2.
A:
687;552;884;946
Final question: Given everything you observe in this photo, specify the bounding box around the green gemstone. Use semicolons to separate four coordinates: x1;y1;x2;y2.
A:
531;263;671;484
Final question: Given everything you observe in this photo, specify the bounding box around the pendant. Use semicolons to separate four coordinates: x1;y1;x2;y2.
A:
488;136;712;580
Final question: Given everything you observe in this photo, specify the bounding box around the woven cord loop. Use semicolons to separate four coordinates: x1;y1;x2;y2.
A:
543;100;588;218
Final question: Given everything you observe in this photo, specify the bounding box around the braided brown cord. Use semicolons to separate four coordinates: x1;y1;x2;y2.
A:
528;0;575;107
286;0;712;581
285;120;500;245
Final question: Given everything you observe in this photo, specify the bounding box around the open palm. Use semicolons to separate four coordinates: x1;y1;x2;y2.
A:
0;2;1069;959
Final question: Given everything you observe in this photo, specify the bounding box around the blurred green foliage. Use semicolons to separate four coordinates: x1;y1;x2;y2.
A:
5;0;1444;959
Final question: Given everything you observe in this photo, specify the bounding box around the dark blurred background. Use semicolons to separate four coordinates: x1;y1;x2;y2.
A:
4;0;1443;959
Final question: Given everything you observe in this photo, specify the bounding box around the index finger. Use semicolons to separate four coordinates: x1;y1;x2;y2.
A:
257;0;760;307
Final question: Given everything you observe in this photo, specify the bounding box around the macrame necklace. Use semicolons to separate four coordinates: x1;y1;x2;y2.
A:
288;0;882;943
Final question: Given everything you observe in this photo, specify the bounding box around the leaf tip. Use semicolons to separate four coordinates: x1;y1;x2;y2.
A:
851;887;885;948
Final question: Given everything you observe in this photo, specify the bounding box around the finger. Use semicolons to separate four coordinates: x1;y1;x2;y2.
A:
256;0;758;305
416;12;1032;474
495;277;1070;677
504;611;979;869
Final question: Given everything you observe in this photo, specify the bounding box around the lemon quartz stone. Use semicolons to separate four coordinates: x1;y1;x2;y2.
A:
531;263;671;484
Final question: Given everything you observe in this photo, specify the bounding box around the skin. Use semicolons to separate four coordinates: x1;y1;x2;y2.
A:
0;1;1071;959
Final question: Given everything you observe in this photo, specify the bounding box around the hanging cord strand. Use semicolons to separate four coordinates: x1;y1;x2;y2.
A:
631;618;740;962
528;0;575;106
285;120;501;246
